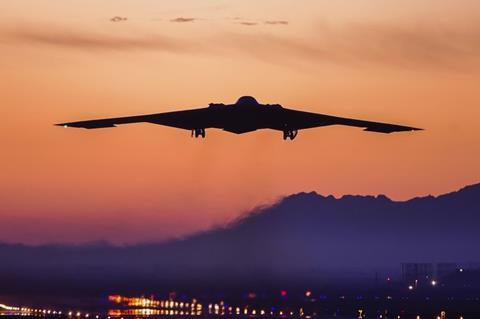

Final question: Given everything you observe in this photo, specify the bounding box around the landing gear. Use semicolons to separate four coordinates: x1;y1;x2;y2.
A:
191;128;206;138
283;129;298;140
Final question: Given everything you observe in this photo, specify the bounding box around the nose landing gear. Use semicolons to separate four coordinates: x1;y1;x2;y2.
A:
283;129;298;140
191;128;206;138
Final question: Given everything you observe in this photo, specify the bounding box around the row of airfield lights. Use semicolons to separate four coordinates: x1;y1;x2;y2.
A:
208;303;303;317
110;294;304;317
1;303;468;319
1;304;302;318
1;298;467;319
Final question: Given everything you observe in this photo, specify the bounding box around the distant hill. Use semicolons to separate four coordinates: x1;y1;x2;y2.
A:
1;183;479;294
158;182;480;272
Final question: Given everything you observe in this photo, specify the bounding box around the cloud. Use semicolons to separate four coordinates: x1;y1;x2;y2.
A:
231;18;288;26
320;22;480;68
238;21;258;26
110;16;127;23
170;17;196;23
6;28;188;52
264;20;289;25
221;21;480;69
4;21;480;69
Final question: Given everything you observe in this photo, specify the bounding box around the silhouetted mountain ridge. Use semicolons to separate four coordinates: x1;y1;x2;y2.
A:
1;183;479;288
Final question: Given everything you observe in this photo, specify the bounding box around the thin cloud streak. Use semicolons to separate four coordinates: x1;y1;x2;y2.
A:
264;20;289;25
225;22;480;68
170;17;196;23
110;16;127;23
238;21;258;26
4;22;480;68
6;28;188;52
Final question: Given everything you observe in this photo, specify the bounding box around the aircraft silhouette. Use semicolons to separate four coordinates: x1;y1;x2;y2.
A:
56;96;422;140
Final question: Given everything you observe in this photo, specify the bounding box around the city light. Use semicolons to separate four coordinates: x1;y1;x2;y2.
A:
431;280;437;286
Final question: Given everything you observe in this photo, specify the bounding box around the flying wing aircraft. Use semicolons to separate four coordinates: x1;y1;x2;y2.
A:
56;96;422;140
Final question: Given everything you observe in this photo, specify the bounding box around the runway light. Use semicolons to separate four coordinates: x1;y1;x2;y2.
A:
431;280;437;286
408;285;414;290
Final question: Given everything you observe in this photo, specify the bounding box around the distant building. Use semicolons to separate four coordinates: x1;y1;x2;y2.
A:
437;263;458;279
467;263;480;270
401;263;434;284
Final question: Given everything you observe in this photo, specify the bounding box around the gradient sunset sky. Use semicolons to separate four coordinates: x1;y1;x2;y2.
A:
1;0;480;244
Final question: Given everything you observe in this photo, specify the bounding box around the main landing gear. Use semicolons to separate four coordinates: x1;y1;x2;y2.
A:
191;128;206;138
283;129;298;140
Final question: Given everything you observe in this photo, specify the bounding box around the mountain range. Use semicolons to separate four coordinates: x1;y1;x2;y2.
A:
1;183;479;295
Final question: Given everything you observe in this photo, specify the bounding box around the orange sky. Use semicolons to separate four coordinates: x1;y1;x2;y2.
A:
1;0;480;244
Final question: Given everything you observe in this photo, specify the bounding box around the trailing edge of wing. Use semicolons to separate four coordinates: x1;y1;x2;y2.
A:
283;109;423;134
55;108;211;130
54;114;148;129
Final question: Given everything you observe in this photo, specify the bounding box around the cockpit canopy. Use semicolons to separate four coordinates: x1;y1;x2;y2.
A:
235;96;260;107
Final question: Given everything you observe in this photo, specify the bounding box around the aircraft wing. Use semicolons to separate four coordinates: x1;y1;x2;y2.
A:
283;108;422;133
56;108;212;130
